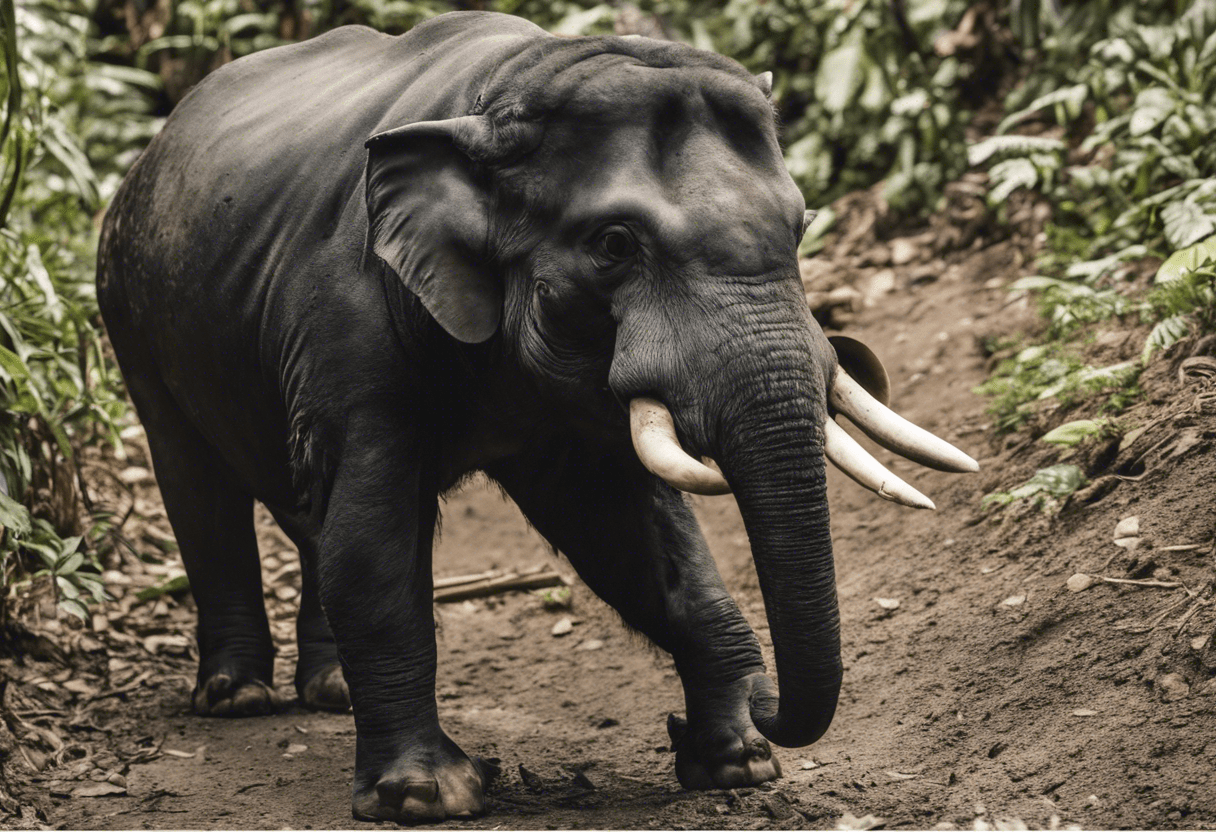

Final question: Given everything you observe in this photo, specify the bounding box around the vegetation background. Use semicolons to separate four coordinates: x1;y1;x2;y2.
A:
0;0;1214;650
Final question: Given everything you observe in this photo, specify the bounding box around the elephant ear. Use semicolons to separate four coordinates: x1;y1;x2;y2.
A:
365;116;535;344
828;335;890;405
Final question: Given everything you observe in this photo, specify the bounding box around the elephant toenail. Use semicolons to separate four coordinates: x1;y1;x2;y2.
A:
749;738;771;759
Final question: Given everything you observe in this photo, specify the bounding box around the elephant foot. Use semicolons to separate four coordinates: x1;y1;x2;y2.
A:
193;672;284;717
352;736;491;822
668;674;782;790
298;663;351;712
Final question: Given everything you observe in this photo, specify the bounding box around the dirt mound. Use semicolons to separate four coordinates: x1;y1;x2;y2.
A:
4;205;1216;830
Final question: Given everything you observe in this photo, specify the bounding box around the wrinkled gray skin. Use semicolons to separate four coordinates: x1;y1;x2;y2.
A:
97;11;842;822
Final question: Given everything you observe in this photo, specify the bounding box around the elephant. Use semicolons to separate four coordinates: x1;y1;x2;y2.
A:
96;10;976;822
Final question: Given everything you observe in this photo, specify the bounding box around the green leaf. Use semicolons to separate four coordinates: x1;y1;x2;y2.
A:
1162;202;1216;250
982;464;1086;510
1040;419;1108;447
1156;235;1216;283
988;157;1039;202
998;84;1088;134
1128;87;1175;136
968;135;1065;167
135;574;191;602
56;575;80;600
0;491;31;535
55;551;84;576
25;244;63;325
816;31;866;114
59;597;89;622
1142;315;1191;362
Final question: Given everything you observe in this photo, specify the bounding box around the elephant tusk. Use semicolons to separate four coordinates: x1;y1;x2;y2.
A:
629;398;732;496
829;369;979;474
824;420;936;510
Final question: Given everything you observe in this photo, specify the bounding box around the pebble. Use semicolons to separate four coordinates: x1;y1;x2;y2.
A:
274;585;299;601
118;466;153;484
1113;515;1139;539
890;238;919;265
1002;595;1026;607
1066;573;1096;592
874;597;900;611
551;617;573;636
575;639;604;651
285;743;307;755
1157;673;1190;702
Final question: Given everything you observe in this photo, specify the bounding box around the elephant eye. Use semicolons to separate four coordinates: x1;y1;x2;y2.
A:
595;227;638;262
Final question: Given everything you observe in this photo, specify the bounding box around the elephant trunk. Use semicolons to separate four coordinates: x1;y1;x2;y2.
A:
714;380;841;748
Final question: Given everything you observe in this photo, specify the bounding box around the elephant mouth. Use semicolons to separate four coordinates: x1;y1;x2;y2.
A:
627;366;977;507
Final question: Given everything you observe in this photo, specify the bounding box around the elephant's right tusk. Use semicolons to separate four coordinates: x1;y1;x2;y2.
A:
829;369;978;473
629;398;732;496
824;420;936;510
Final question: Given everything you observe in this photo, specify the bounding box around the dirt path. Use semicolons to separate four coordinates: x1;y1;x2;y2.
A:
10;228;1216;830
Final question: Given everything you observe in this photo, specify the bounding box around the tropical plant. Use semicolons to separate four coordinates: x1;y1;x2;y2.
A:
1;0;157;623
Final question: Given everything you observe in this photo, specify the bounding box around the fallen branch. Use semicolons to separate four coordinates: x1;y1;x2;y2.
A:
1090;576;1184;590
86;669;154;703
433;569;503;590
434;570;566;603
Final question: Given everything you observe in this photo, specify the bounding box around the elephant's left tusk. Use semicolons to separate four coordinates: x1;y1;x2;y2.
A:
824;420;936;510
829;369;979;474
629;398;732;496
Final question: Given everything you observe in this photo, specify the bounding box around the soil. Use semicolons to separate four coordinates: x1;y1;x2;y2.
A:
5;197;1216;830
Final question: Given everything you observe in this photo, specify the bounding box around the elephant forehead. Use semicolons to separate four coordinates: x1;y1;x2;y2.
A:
551;123;802;269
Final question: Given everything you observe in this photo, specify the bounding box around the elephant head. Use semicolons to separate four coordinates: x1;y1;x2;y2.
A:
364;35;976;749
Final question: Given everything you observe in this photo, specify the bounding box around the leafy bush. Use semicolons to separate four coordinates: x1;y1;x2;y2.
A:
970;0;1216;428
1;0;157;623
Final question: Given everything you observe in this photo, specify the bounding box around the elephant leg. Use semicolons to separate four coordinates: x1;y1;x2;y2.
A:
488;440;780;790
125;373;280;717
295;541;350;711
316;412;485;822
266;509;350;712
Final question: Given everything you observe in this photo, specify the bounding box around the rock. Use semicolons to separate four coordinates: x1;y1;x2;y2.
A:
1002;595;1026;607
73;782;127;797
874;597;900;611
1071;709;1098;717
285;743;307;755
800;760;820;770
106;773;127;788
1113;516;1139;540
575;639;604;651
762;793;796;820
551;617;574;636
1191;635;1209;652
863;270;897;306
890;238;918;265
519;764;545;793
1157;673;1190;702
143;634;191;655
274;585;298;602
1066;573;1096;592
118;466;153;485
